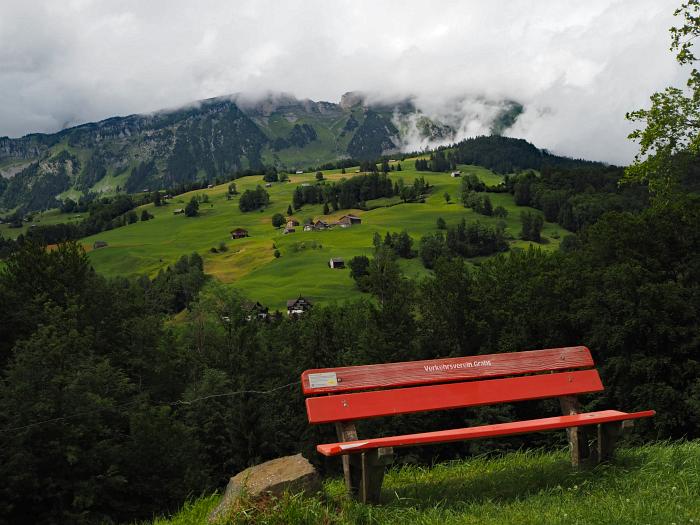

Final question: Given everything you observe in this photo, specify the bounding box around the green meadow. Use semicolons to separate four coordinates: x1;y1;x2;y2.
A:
77;160;567;310
146;441;700;525
0;208;85;239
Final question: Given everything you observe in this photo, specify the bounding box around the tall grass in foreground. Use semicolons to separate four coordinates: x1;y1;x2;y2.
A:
147;441;700;525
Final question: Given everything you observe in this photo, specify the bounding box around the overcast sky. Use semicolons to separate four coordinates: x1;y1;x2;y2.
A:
0;0;686;164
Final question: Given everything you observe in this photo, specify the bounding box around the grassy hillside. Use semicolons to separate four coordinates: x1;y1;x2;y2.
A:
146;441;700;525
0;159;570;310
75;160;567;310
0;208;85;239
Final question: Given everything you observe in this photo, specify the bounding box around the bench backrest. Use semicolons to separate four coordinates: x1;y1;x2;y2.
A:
302;346;601;424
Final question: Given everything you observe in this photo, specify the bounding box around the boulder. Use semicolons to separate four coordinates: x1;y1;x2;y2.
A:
208;454;320;522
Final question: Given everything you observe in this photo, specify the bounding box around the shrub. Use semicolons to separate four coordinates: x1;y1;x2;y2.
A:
271;213;285;228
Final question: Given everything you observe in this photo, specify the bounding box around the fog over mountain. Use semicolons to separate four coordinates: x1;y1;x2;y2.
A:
0;0;685;164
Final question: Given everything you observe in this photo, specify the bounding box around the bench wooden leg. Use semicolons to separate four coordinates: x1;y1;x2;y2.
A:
359;447;394;504
595;420;633;463
335;422;360;496
335;422;393;502
559;396;591;467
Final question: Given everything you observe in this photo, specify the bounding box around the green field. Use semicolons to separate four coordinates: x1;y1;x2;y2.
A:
0;208;85;239
146;441;700;525
72;160;568;310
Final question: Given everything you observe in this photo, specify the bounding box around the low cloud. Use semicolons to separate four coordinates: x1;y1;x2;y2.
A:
0;0;686;164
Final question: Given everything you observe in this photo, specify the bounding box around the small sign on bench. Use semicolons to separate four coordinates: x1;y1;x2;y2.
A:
307;372;338;389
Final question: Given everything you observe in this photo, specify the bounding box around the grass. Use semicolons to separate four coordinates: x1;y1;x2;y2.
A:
146;441;700;525
22;159;569;310
0;208;85;239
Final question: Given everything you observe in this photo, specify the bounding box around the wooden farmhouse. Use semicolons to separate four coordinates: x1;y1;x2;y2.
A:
243;301;269;321
337;214;361;227
287;296;312;316
230;228;249;239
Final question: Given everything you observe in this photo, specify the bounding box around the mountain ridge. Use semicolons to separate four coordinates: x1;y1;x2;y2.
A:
0;91;528;212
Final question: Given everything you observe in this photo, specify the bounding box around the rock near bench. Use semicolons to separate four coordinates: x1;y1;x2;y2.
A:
208;454;320;522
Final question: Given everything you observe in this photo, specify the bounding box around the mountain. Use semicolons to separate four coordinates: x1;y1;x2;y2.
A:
0;91;524;212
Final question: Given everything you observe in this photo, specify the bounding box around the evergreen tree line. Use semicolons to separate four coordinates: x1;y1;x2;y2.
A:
291;172;396;211
0;202;698;524
238;186;270;212
0;234;16;259
13;195;148;247
372;230;415;259
414;136;603;174
505;166;650;232
418;218;509;268
415;150;454;172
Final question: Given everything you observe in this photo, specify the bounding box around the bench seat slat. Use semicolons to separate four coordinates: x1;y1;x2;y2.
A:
306;369;604;424
316;409;656;456
302;346;593;394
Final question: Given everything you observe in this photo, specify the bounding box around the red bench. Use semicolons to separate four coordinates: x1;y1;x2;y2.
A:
301;346;655;503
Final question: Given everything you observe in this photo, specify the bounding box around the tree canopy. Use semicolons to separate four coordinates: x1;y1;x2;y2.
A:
625;0;700;202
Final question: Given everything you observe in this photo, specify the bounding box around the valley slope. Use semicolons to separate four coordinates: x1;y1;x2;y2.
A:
73;159;567;310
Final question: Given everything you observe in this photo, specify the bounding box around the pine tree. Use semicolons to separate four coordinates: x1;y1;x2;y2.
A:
184;197;199;217
482;195;493;216
323;202;330;215
287;204;293;216
293;187;304;210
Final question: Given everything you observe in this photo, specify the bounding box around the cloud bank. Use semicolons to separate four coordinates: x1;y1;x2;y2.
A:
0;0;687;164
